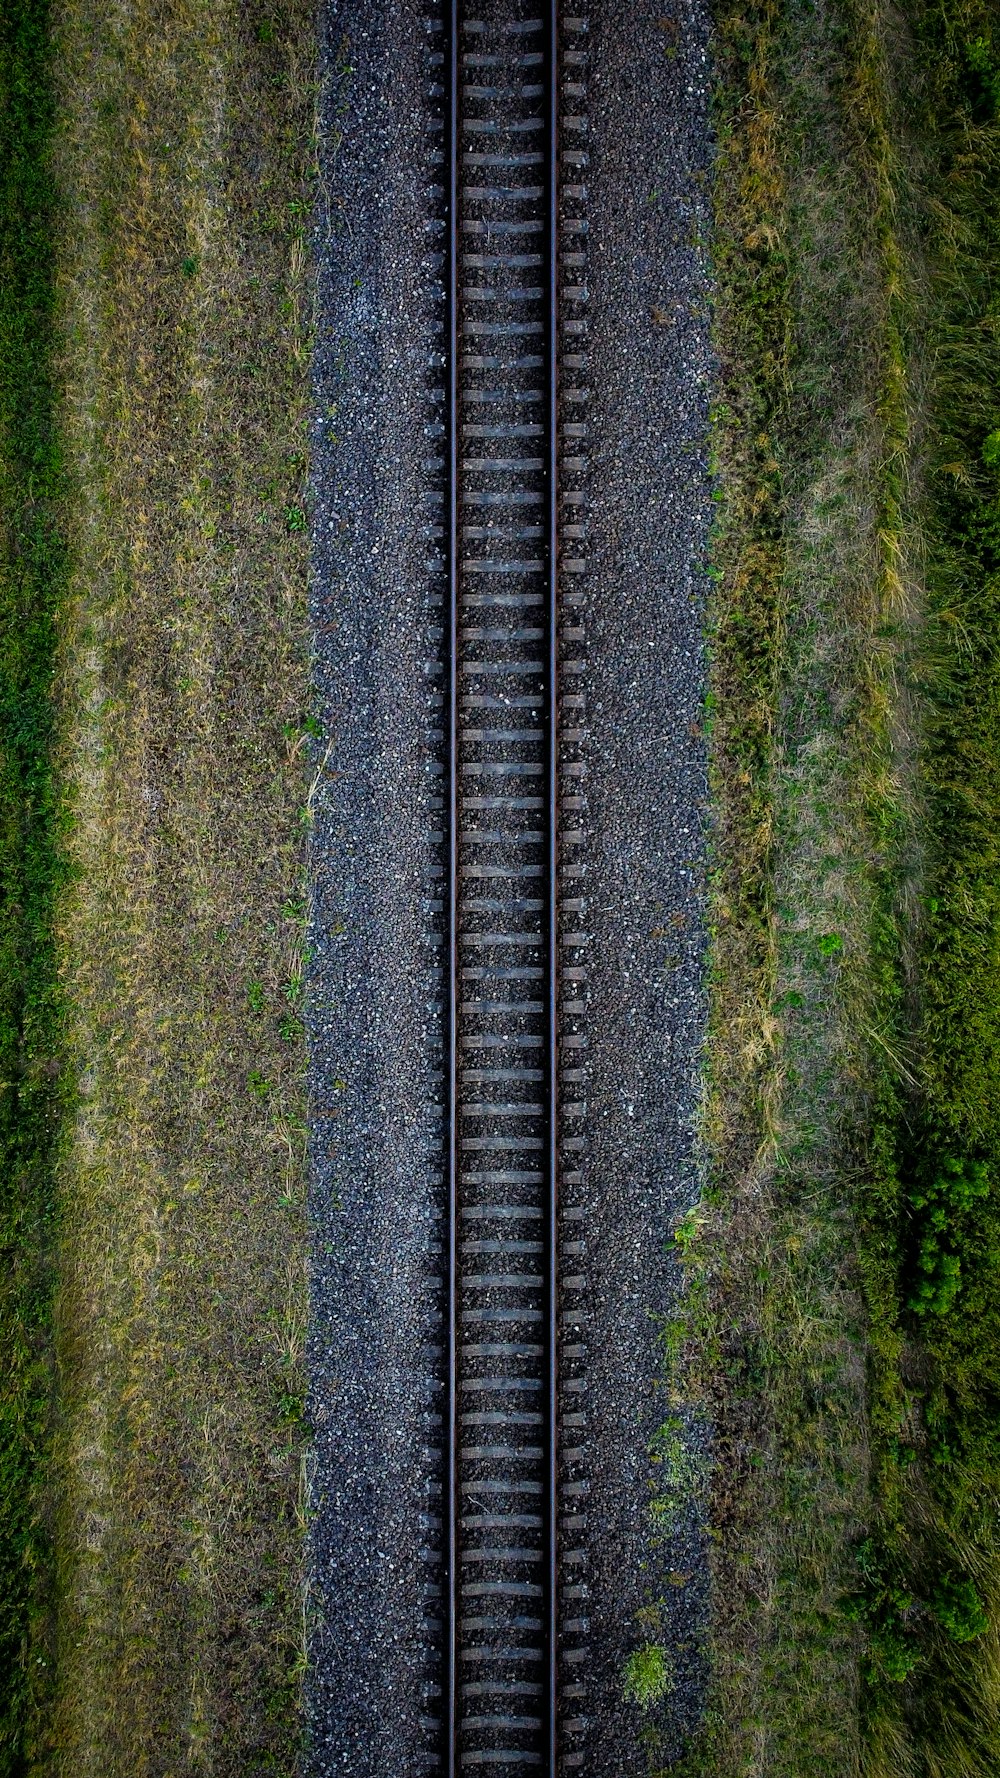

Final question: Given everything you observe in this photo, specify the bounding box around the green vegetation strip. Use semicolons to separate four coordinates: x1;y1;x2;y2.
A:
47;1;314;1768
0;0;65;1765
875;4;1000;1767
656;2;1000;1774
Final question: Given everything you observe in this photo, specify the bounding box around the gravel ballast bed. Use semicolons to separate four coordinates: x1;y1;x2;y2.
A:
305;4;715;1770
573;2;714;1763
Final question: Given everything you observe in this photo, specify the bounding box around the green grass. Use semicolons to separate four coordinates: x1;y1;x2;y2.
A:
862;6;1000;1769
904;0;1000;1471
675;2;1000;1773
47;0;315;1768
625;1643;675;1712
1;0;315;1766
677;1;903;1765
0;1;66;1765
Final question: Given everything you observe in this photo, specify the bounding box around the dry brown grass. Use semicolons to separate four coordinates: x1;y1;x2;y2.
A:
45;1;314;1770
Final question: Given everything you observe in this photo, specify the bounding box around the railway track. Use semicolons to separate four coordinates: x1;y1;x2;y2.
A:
309;0;714;1767
420;4;591;1771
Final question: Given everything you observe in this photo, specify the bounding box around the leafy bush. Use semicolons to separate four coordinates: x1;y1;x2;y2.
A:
869;1620;921;1685
908;1157;990;1316
843;1539;991;1692
931;1573;990;1643
842;1540;919;1683
965;33;1000;116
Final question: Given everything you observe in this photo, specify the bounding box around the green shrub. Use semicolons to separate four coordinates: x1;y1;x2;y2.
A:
965;32;1000;115
931;1573;990;1643
869;1620;921;1685
842;1540;920;1684
907;1157;990;1317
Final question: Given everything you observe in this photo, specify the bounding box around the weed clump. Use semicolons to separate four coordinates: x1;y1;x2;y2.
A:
624;1643;674;1710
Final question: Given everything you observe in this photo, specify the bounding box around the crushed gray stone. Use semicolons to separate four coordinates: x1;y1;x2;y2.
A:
305;2;715;1771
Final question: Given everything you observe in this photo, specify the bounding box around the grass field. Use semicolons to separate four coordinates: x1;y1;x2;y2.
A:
0;0;315;1771
659;2;1000;1774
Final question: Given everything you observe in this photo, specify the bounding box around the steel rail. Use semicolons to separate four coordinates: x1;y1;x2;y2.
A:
545;0;560;1771
443;6;560;1770
445;2;460;1774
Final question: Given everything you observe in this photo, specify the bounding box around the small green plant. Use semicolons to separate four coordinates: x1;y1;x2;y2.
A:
623;1643;673;1710
648;1415;710;1533
868;1618;921;1684
672;1205;702;1259
247;980;266;1013
966;33;1000;114
276;1388;304;1425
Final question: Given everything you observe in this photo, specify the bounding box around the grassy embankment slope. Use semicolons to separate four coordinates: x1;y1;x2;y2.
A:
659;2;1000;1775
2;1;315;1772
